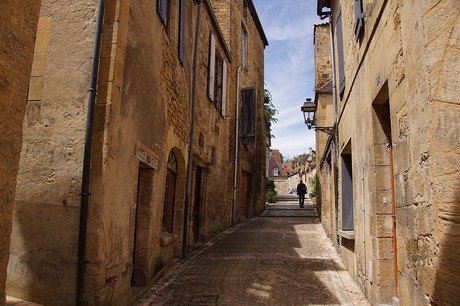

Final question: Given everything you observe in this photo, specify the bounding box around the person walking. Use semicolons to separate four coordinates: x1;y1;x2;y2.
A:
296;180;307;208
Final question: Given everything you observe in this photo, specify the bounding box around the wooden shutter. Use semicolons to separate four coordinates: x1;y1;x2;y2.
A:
354;0;364;40
157;0;168;26
341;154;354;231
336;10;345;95
178;0;185;63
241;88;256;143
208;33;216;101
221;60;227;116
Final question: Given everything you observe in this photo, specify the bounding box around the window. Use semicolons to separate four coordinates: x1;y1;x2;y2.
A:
243;0;249;19
336;9;345;95
341;150;354;231
274;167;279;176
163;151;178;233
157;0;169;28
178;0;185;63
241;87;256;145
241;26;248;69
354;0;364;40
207;32;228;116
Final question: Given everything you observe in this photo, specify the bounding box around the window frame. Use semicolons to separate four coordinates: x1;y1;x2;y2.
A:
207;32;228;117
341;152;354;231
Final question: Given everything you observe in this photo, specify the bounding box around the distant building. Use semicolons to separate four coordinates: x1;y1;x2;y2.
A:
288;149;316;196
268;149;288;194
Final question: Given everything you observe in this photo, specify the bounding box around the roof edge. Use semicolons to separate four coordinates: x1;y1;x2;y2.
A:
248;0;269;47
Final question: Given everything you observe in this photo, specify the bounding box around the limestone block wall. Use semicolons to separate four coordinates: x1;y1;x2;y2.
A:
203;0;267;227
234;0;267;218
314;24;332;90
313;22;336;245
397;1;460;305
6;0;267;304
327;0;460;304
7;0;98;303
0;1;40;304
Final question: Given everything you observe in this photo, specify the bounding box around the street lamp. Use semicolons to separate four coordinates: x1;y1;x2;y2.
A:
301;98;335;135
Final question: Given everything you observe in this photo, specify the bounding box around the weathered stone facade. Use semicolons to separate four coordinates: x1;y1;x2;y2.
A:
315;0;460;305
6;0;267;304
0;2;41;305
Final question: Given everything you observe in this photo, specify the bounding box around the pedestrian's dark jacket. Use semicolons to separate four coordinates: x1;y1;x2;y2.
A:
297;182;307;195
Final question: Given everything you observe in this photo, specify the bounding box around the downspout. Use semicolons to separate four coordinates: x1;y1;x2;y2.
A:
182;0;202;259
325;14;340;246
76;0;105;305
231;67;241;226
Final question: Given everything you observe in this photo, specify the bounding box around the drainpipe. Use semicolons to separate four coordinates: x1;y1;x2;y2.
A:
324;14;340;246
231;67;241;226
182;0;202;259
76;0;105;305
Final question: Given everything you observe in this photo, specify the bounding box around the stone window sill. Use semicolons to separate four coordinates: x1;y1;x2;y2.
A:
160;232;178;246
338;230;355;240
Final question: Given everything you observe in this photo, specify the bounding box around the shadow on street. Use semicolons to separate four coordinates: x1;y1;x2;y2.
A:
135;197;369;305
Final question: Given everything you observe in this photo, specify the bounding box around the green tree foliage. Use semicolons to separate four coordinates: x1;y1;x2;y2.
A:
310;176;317;197
264;89;278;139
266;179;277;203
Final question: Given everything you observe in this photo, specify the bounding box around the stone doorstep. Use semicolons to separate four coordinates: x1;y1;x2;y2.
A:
6;296;44;306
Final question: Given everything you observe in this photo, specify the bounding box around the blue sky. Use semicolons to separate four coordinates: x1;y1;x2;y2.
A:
252;0;322;159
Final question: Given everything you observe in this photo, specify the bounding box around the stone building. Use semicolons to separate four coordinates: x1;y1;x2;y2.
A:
6;0;267;304
286;150;317;196
268;149;288;194
314;0;460;305
0;2;41;304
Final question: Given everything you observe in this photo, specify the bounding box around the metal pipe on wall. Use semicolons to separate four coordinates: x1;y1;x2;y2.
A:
326;14;340;246
182;0;202;259
76;0;105;304
231;67;241;226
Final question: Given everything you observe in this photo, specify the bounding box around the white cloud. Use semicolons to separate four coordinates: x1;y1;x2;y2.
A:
253;0;322;157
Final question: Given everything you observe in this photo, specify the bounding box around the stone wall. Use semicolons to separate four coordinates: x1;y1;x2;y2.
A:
313;23;335;238
7;0;99;303
6;0;267;304
323;0;460;304
0;2;40;304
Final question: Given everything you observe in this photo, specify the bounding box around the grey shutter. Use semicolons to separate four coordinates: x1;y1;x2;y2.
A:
208;33;216;101
157;0;168;26
341;154;354;231
178;0;185;63
221;61;227;116
354;0;364;40
336;10;345;95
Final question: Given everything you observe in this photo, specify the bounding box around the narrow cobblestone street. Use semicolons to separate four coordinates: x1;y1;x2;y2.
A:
134;197;369;305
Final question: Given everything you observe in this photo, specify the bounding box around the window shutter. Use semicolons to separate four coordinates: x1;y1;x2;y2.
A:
221;60;227;116
208;33;216;101
157;0;168;26
341;154;354;231
178;0;185;63
336;10;345;95
354;0;364;40
241;88;256;143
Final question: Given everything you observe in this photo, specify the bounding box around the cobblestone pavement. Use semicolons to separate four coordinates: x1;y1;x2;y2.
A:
134;197;369;306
